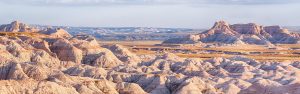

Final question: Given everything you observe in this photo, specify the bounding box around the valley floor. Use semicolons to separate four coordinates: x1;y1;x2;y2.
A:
99;40;300;61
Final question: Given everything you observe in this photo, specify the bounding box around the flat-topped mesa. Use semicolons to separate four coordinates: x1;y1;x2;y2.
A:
264;25;290;34
163;21;300;45
0;21;38;32
230;23;264;35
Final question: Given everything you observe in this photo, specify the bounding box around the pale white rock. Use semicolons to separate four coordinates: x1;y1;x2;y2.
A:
163;21;300;45
64;65;107;79
41;28;72;38
116;82;148;94
70;35;102;55
173;77;218;94
85;51;123;68
50;39;83;63
0;21;38;32
107;44;142;66
6;63;29;80
217;83;241;94
239;79;283;94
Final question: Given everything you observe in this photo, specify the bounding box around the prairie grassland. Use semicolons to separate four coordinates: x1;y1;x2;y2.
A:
0;32;49;38
101;40;300;61
277;44;300;48
132;49;300;62
99;40;162;46
177;53;300;61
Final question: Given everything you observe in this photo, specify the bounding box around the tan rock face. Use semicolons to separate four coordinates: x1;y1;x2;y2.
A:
264;26;282;34
87;51;123;68
163;20;300;44
1;21;300;94
107;44;142;66
173;77;217;94
41;28;72;38
70;34;102;55
116;82;147;94
7;63;29;80
50;39;83;63
230;23;264;35
209;20;238;35
0;21;38;32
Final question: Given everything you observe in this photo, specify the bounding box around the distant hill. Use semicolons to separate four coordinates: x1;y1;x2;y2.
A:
33;25;205;41
284;26;300;33
163;21;300;45
0;21;39;32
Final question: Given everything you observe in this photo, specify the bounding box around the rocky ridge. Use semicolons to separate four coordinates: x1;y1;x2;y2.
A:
0;21;300;94
0;21;38;32
164;21;300;45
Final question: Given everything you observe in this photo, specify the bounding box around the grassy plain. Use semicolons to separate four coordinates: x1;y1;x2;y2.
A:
100;40;300;61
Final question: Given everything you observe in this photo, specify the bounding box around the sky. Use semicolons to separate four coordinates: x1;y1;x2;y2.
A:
0;0;300;28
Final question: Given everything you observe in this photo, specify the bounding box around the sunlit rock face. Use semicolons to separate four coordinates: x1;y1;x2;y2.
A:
264;26;300;44
50;39;83;63
106;44;142;66
0;21;39;32
230;23;265;35
163;21;300;45
1;21;300;94
40;28;72;38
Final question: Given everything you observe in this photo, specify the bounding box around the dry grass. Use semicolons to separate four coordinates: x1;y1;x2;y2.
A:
177;53;300;61
132;49;300;62
277;44;300;49
99;40;162;46
124;42;300;61
0;32;49;38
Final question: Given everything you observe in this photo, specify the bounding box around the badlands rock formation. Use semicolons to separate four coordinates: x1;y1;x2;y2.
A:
40;28;72;38
164;21;300;45
1;21;300;94
0;21;38;32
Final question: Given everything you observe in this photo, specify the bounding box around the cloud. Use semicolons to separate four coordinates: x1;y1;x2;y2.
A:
204;0;299;5
0;0;299;6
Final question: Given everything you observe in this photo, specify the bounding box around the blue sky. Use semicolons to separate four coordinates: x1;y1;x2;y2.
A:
0;0;300;28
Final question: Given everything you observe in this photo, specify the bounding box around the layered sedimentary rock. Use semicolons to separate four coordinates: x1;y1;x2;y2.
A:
40;28;72;38
230;23;265;35
1;21;300;94
106;44;142;66
50;39;83;63
164;21;300;44
0;21;38;32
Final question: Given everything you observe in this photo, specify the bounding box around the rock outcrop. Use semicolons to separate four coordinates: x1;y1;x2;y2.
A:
163;21;300;45
1;21;300;94
106;44;142;66
40;28;72;38
50;39;83;63
0;21;38;32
